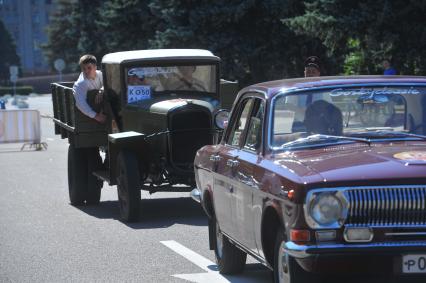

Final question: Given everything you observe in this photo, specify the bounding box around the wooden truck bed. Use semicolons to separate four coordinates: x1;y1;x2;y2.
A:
51;82;109;148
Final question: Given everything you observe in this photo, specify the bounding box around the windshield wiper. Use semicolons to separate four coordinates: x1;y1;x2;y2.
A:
280;134;371;148
352;130;426;141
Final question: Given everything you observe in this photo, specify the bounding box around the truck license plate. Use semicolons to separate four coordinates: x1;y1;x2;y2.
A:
402;255;426;273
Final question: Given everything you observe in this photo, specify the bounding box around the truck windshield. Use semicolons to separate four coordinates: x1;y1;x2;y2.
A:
271;86;426;150
125;65;216;104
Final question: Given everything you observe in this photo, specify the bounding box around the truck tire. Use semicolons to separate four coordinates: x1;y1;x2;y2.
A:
68;144;87;206
116;150;141;222
212;215;247;274
85;148;103;205
274;227;318;283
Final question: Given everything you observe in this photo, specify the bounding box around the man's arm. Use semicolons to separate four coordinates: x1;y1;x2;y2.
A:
73;81;97;119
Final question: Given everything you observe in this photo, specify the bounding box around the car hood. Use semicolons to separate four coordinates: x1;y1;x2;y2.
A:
274;141;426;187
149;98;215;115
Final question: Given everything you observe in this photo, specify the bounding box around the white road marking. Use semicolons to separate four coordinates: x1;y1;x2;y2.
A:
161;240;215;273
161;240;269;283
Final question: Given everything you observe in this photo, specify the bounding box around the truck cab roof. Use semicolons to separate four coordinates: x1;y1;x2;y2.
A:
101;49;220;64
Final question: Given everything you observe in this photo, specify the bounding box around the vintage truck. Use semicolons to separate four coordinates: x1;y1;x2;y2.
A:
51;49;238;222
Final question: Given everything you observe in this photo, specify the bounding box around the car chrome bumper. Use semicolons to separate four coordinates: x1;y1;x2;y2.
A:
190;188;201;203
284;241;426;259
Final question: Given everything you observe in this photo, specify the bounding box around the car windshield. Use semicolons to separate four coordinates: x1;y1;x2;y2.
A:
125;65;216;104
271;85;426;150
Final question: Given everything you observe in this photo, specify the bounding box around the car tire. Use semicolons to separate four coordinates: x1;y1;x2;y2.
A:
212;215;247;274
85;148;103;205
116;150;141;222
274;227;317;283
67;144;87;206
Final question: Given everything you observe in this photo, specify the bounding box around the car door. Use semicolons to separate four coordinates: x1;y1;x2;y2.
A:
212;97;254;237
232;97;265;255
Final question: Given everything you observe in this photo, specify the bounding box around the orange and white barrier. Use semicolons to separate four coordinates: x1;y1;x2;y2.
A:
0;109;46;150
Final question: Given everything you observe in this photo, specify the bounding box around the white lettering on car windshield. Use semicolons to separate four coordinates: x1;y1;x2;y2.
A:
127;67;177;77
330;87;421;97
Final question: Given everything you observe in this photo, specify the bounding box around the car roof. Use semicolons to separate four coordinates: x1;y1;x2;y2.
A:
102;49;220;64
240;75;426;98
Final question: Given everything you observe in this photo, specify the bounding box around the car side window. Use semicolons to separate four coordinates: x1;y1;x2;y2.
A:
227;98;254;147
244;100;264;152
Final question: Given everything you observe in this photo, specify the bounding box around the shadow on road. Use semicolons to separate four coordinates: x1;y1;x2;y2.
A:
75;196;207;229
215;263;271;283
321;274;426;283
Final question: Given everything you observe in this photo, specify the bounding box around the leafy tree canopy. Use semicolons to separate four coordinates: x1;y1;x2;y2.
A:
43;0;81;72
98;0;161;52
44;0;159;72
285;0;426;75
43;0;426;82
149;0;331;85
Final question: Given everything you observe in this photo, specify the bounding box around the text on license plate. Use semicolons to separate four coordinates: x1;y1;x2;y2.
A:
402;255;426;273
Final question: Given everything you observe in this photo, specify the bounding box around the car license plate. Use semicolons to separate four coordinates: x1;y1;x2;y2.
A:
402;255;426;273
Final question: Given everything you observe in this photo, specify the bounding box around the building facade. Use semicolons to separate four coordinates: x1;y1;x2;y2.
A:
0;0;56;74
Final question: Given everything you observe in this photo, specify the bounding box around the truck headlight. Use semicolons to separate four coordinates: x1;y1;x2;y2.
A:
305;190;348;229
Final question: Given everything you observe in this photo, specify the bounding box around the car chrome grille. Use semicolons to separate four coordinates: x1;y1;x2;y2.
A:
345;186;426;227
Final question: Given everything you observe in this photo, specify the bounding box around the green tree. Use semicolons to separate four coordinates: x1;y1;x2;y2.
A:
44;0;104;72
0;20;20;84
285;0;426;75
98;0;161;52
149;0;331;85
44;0;162;70
74;0;106;61
43;0;80;72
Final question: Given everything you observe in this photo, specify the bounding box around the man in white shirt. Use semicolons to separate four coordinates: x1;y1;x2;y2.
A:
73;54;106;123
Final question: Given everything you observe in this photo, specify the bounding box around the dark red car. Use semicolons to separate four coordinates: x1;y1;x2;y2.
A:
192;76;426;282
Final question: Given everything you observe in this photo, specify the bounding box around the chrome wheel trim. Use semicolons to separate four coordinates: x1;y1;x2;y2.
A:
215;220;224;259
278;241;290;283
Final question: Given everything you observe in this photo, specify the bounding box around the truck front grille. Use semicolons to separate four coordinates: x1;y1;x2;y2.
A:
169;109;212;171
346;186;426;227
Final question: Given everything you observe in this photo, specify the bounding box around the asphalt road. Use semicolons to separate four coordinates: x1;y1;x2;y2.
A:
0;95;424;283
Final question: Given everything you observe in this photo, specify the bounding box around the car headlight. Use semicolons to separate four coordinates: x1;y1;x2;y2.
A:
311;193;342;225
305;190;348;229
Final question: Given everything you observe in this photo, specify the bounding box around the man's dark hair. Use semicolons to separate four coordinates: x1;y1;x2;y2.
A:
79;54;97;66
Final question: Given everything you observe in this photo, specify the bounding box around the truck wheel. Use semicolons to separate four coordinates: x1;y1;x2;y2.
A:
116;150;141;222
68;144;87;206
85;148;103;205
212;215;246;274
274;227;317;283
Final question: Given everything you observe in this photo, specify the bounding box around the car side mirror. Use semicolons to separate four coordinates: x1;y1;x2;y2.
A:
214;109;230;130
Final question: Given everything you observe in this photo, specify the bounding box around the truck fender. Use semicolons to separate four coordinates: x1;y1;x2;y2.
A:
107;131;149;185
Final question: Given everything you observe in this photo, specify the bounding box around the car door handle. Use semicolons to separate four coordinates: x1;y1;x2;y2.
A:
209;154;222;162
228;185;234;193
226;159;239;168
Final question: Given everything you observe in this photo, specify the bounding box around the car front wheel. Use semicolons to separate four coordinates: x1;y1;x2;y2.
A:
274;227;318;283
212;216;246;274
